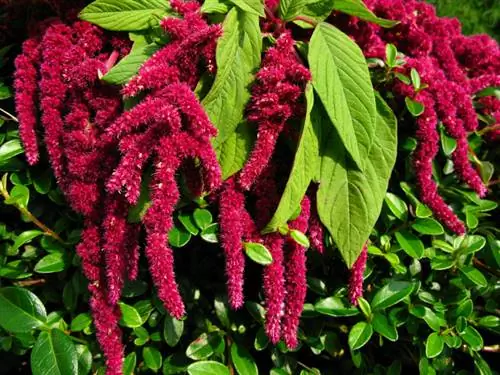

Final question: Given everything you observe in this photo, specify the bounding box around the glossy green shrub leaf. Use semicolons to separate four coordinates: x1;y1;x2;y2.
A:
290;230;310;248
332;0;399;27
31;329;77;375
178;212;199;235
143;346;162;371
372;313;398;341
0;287;47;332
164;316;184;347
187;361;230;375
71;313;92;332
384;193;408;221
460;326;483;351
425;332;443;358
186;332;224;360
168;226;192;248
371;281;413;310
459;266;487;287
411;218;444;235
459;235;486;255
478;316;500;328
244;242;272;265
11;230;44;252
34;252;69;273
203;7;262;146
315;297;359;317
79;0;170;31
119;302;143;328
76;345;92;375
395;230;425;258
348;321;373;350
315;93;397;266
405;97;425;117
200;223;219;243
440;127;457;155
123;352;137;375
193;208;213;230
230;341;258;375
0;139;24;163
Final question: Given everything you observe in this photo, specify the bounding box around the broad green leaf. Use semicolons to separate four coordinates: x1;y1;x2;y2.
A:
186;332;224;360
357;297;371;318
395;230;425;258
309;22;377;170
143;347;163;371
244;242;272;265
7;184;30;207
34;253;70;273
0;287;47;333
385;44;397;67
230;341;258;375
459;266;487;287
119;302;143;328
372;313;398;341
229;0;264;16
31;329;78;375
348;321;373;350
316;93;397;266
178;212;199;235
440;126;457;156
0;260;32;279
279;0;308;20
164;316;184;347
290;230;310;248
300;0;335;23
371;281;413;310
332;0;399;27
405;97;424;117
264;85;319;232
200;223;219;243
123;352;137;375
411;218;444;235
460;326;483;351
79;0;170;31
201;0;230;14
478;316;500;328
314;297;359;317
71;313;92;332
203;8;262;147
187;361;230;375
254;327;268;351
76;345;93;375
245;302;266;323
193;208;213;230
0;139;24;163
103;42;161;85
458;235;486;255
11;230;44;252
384;193;408;221
425;332;443;358
216;121;256;179
168;226;192;248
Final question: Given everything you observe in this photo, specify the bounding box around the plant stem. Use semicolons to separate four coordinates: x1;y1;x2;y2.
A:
482;344;500;353
478;124;500;136
473;257;500;278
13;278;46;287
0;107;18;122
294;15;318;27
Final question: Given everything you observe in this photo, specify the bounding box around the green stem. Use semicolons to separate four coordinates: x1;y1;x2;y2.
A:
0;107;18;122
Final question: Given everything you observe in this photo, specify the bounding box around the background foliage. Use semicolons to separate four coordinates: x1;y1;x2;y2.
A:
1;1;499;375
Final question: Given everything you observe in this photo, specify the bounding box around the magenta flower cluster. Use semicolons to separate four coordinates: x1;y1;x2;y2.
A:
334;0;499;234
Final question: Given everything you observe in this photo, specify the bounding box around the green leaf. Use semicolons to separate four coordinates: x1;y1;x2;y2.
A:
201;0;230;14
309;22;376;170
244;242;273;265
440;126;457;156
332;0;399;28
164;316;184;347
411;218;444;236
245;301;266;323
76;345;93;375
384;193;408;221
290;230;310;248
79;0;170;31
410;68;421;90
395;230;425;258
186;332;224;360
7;184;30;207
372;313;398;341
216;121;256;179
34;252;70;273
316;93;397;266
178;212;199;235
459;266;487;287
200;223;219;243
193;208;213;230
229;0;264;16
119;302;143;328
203;8;262;146
230;341;258;375
425;332;443;358
11;230;44;252
478;315;500;328
187;361;230;375
458;235;486;255
0;83;12;100
314;297;359;317
348;321;373;350
254;327;268;351
123;352;137;375
143;347;163;372
279;0;308;20
31;329;77;375
371;281;413;310
0;139;24;163
460;326;483;351
385;44;397;67
405;97;425;117
357;297;371;318
103;42;161;85
71;313;92;332
0;287;47;333
168;226;192;248
0;260;32;279
264;86;319;232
